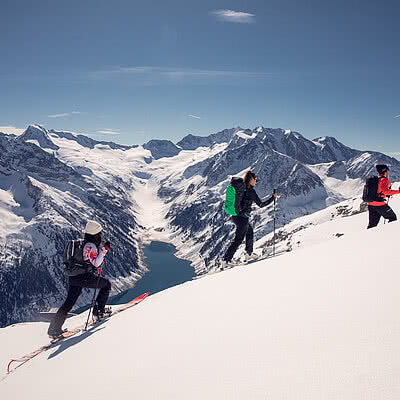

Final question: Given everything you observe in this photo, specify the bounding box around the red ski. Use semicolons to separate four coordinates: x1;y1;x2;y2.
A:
109;292;149;315
5;292;150;375
6;328;81;375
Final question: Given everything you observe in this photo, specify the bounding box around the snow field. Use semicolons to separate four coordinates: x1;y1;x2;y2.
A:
1;215;400;399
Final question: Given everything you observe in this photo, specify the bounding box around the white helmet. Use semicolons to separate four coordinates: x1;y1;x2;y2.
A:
84;220;102;235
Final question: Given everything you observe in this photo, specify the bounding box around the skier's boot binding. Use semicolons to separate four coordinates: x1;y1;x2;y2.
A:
244;253;258;263
220;258;239;270
93;305;112;320
47;327;67;339
220;259;233;271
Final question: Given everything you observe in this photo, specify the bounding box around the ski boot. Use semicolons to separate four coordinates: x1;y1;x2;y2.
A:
47;327;68;339
93;305;112;321
220;259;240;271
244;253;259;264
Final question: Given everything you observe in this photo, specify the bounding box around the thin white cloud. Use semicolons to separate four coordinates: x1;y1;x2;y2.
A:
188;114;201;119
48;111;83;118
48;113;70;118
90;66;268;83
211;9;255;24
96;129;121;135
91;67;154;78
117;67;155;74
394;114;400;118
0;125;25;135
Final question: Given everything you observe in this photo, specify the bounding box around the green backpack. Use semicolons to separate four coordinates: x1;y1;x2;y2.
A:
224;177;246;216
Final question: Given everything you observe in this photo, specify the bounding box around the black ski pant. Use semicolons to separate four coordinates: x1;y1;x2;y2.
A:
367;204;397;229
224;215;254;262
48;273;111;333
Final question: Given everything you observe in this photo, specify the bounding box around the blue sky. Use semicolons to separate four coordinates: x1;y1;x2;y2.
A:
1;0;400;155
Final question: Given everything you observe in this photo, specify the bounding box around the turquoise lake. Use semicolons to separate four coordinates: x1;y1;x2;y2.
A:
109;241;195;304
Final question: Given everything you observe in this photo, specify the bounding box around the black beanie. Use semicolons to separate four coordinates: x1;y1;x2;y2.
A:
376;164;389;174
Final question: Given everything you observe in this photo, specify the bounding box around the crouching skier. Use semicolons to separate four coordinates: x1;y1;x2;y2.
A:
47;220;112;338
222;171;277;269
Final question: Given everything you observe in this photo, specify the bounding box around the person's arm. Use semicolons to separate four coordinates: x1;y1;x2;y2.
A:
252;190;275;208
83;242;109;268
379;178;400;196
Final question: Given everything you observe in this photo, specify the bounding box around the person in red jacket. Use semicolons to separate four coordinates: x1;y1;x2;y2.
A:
367;164;400;229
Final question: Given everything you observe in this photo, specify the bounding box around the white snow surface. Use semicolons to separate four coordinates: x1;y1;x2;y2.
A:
235;130;257;140
1;204;400;399
307;163;363;204
0;189;27;238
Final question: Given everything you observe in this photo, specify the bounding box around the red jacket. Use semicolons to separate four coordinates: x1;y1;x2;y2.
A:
368;175;400;206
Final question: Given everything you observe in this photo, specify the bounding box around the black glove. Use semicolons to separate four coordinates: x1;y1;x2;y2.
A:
104;241;111;251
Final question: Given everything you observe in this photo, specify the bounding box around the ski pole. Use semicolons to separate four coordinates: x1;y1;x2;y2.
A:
84;264;103;331
273;189;276;257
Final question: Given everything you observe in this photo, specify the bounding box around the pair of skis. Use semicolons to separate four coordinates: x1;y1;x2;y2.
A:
5;292;149;376
195;248;291;279
195;257;250;279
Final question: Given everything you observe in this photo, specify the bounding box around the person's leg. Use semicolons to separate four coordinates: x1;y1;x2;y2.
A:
378;204;397;223
367;205;381;229
48;284;82;335
224;216;249;262
245;223;254;255
94;278;111;312
70;273;111;313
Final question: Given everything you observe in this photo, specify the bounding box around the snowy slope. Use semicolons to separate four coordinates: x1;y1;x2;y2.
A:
1;205;400;399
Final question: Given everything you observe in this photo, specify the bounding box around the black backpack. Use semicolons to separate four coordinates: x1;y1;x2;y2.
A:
63;239;91;276
224;177;246;216
362;176;383;203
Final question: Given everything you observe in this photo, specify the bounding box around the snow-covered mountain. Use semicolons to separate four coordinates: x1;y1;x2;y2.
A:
49;128;137;151
1;123;400;327
176;127;238;150
15;124;60;150
312;135;362;161
0;125;149;327
177;127;361;163
143;139;181;160
160;127;400;271
2;201;400;399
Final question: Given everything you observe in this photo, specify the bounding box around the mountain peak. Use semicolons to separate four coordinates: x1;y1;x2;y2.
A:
143;139;181;159
49;129;136;151
17;124;59;150
177;128;237;150
312;136;361;162
313;136;340;145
